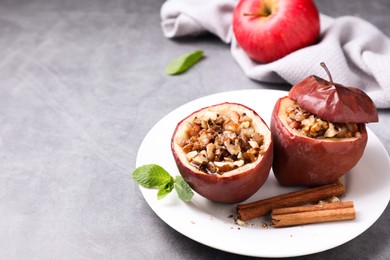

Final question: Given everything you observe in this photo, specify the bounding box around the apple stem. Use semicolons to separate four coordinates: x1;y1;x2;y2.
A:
320;62;334;85
243;13;263;17
243;3;272;17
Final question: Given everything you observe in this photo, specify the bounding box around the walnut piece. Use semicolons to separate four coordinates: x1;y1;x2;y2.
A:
286;102;361;139
182;111;265;175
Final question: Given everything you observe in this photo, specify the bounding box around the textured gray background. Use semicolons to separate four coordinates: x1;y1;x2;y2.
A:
0;0;389;259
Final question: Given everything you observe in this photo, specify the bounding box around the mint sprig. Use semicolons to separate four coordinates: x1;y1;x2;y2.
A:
164;50;204;75
132;164;194;202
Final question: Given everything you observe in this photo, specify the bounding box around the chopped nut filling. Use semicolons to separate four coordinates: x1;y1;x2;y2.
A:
181;111;265;175
286;102;361;138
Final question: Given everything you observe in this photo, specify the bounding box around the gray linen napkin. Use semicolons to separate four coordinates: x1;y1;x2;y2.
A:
161;0;390;108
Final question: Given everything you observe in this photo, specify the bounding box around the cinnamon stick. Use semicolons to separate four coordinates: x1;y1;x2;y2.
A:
236;182;345;221
272;201;355;227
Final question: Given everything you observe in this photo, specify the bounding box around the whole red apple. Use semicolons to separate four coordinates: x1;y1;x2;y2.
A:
232;0;320;63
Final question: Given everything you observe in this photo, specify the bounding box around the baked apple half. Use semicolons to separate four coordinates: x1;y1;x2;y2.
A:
171;103;273;203
271;63;378;186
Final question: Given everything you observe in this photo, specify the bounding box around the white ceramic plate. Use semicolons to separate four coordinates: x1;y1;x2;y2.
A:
135;89;390;258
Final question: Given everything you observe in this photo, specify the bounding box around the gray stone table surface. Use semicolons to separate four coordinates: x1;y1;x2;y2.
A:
1;0;389;259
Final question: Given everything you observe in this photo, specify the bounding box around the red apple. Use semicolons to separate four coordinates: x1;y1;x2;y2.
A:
232;0;320;63
271;64;378;186
171;103;273;203
271;97;369;186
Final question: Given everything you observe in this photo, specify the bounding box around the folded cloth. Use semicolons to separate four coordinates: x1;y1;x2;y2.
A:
161;0;236;43
161;0;390;108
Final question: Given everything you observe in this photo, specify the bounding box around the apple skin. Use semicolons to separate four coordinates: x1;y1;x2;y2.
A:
171;103;273;203
232;0;320;63
271;97;368;187
289;75;379;123
172;149;273;203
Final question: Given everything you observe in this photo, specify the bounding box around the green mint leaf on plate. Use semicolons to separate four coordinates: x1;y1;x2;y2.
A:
165;50;204;75
157;180;174;200
132;164;173;189
132;164;193;202
174;176;194;202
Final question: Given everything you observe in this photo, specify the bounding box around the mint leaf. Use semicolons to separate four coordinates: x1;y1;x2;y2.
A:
157;180;174;200
174;176;194;202
132;164;173;189
165;50;204;75
132;164;194;202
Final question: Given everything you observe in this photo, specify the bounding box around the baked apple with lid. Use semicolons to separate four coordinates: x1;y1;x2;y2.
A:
171;103;273;203
271;63;378;186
